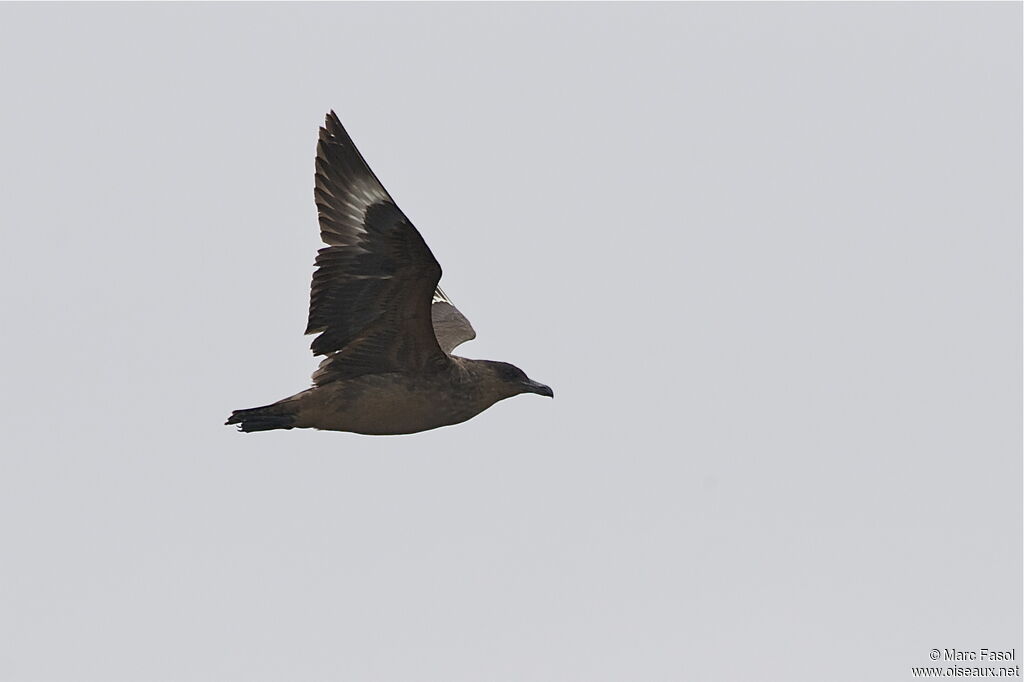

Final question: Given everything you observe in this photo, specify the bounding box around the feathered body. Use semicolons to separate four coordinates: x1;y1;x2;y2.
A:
226;112;551;435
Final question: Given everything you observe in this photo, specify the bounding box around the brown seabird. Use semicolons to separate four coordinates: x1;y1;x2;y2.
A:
226;111;553;435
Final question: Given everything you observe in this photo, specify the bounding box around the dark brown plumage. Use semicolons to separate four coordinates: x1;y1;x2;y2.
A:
226;111;552;435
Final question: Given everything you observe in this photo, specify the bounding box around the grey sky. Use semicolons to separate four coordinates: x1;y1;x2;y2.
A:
0;3;1020;681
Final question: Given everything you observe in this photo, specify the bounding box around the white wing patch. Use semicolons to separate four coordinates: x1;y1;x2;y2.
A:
315;171;392;246
337;176;391;238
433;287;454;305
350;176;390;220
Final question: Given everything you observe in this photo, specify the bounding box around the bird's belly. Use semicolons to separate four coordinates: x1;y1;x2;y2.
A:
299;375;482;435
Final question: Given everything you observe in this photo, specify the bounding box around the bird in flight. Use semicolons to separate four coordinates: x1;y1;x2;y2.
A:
226;111;552;435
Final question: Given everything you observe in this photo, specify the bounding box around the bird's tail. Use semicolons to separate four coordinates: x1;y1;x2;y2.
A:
225;399;299;432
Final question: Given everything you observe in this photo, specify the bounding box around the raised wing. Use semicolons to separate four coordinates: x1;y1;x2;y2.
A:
306;111;448;384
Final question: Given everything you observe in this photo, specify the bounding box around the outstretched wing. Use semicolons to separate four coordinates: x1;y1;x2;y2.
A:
306;111;449;384
431;287;476;354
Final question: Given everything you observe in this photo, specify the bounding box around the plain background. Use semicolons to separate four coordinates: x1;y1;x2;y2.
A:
0;3;1020;681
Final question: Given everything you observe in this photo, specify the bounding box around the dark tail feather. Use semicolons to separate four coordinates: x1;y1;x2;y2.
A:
225;400;298;433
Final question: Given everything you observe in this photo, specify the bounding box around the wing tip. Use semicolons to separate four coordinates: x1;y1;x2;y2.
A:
324;110;344;136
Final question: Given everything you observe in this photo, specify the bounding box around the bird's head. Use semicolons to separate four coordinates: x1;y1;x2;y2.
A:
486;361;554;399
